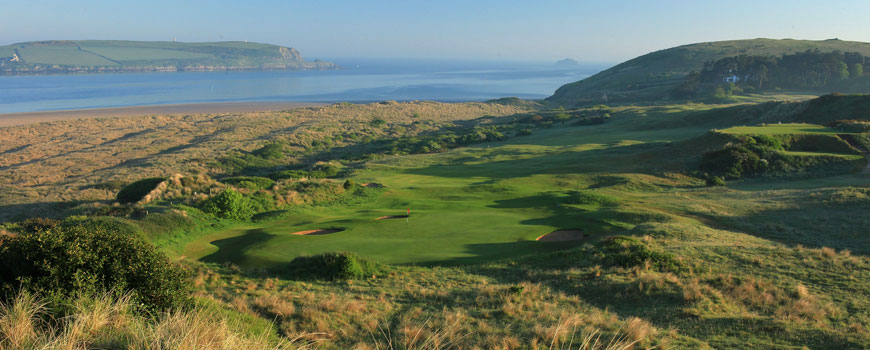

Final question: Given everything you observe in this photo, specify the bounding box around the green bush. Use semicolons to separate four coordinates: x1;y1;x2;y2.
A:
270;163;342;180
18;217;60;233
699;146;764;179
200;189;255;220
343;179;356;189
706;176;727;186
0;218;190;312
600;236;681;272
252;142;287;159
752;135;783;150
116;177;165;204
221;176;276;190
284;252;383;280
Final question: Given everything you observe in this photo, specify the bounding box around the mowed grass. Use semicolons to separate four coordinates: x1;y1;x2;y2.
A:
16;46;117;66
181;116;712;267
719;123;845;135
78;45;211;62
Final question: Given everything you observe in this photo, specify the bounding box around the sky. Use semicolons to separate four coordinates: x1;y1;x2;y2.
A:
2;0;870;63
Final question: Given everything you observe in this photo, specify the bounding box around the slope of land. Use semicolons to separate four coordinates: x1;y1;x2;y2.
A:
0;40;336;74
2;92;870;348
549;38;870;105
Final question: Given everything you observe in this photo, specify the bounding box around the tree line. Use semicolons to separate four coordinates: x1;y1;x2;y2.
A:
673;50;868;99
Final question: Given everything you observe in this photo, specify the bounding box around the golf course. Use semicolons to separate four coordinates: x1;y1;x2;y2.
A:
4;37;870;349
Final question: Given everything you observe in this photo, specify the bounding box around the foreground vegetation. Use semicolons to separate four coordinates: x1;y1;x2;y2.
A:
2;92;870;348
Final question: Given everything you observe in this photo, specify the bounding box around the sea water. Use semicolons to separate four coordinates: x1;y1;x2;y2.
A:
0;58;603;113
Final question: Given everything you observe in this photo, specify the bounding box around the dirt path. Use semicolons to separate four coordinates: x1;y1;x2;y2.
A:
536;230;584;242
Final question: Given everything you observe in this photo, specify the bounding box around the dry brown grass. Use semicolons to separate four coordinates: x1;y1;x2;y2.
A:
0;292;304;350
0;101;531;220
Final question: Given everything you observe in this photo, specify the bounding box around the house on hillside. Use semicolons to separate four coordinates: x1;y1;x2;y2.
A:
721;69;740;83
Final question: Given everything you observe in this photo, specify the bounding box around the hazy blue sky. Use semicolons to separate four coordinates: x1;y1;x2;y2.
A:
2;0;869;63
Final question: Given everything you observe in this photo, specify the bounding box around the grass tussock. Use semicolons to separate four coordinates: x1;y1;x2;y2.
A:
0;292;303;350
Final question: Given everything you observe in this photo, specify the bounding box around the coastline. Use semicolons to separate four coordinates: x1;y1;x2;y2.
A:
0;101;326;127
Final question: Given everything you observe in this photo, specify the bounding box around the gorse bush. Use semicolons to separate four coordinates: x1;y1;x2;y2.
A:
221;176;276;190
0;218;190;312
284;252;384;280
700;142;861;180
17;217;59;233
200;188;255;220
600;236;681;272
270;163;342;180
252;142;287;159
116;177;165;204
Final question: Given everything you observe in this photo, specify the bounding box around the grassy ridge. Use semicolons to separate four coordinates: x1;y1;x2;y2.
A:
0;40;336;74
548;38;870;105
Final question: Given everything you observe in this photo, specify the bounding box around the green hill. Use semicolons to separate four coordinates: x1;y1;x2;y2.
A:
0;40;336;74
548;38;870;106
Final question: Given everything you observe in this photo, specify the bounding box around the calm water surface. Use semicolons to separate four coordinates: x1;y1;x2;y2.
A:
0;59;604;113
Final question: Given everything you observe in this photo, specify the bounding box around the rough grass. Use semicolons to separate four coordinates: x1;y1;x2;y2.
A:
0;292;301;350
3;96;870;348
0;101;531;221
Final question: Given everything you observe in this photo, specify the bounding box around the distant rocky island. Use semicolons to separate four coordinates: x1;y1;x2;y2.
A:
0;40;337;74
555;58;580;67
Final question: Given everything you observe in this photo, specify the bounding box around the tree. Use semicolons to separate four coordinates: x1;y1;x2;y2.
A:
553;112;571;125
835;62;850;81
201;188;254;220
850;63;864;78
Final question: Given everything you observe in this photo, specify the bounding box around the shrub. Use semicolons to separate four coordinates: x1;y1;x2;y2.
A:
270;163;342;180
221;176;276;190
116;177;165;204
0;218;190;312
343;179;356;189
600;236;681;272
699;146;763;179
200;189;255;220
752;135;783;150
18;217;60;233
706;176;726;186
284;252;383;280
251;142;287;159
516;128;533;136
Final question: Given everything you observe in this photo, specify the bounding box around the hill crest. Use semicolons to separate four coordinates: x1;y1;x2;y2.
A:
0;40;336;74
548;38;870;105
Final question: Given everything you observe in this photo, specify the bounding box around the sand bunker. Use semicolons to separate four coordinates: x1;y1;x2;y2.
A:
375;215;408;220
290;228;344;236
536;230;584;242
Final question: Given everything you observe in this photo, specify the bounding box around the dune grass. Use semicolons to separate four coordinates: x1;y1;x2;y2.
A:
3;97;870;348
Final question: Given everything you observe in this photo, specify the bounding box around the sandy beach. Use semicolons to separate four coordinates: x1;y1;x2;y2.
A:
0;101;325;127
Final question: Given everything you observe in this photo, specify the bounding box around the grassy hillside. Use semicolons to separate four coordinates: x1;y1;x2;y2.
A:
548;38;870;106
2;96;869;348
0;40;336;74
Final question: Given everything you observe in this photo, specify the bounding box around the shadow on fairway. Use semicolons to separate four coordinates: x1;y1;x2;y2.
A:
199;228;281;267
